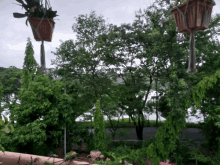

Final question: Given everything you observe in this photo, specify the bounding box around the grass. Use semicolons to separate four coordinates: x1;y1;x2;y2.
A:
76;118;204;129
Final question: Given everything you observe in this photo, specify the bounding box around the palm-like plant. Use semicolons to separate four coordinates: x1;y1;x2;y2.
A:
13;0;59;26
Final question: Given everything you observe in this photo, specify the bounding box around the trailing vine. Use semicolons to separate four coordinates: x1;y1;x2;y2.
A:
146;62;189;164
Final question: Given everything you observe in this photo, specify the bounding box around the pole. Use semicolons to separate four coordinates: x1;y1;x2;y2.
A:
187;32;197;73
155;59;158;126
40;40;46;74
64;88;66;158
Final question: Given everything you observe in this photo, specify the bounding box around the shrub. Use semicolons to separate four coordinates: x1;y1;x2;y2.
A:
142;137;156;148
93;99;107;153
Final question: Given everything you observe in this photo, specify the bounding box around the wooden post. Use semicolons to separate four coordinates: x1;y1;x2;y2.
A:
40;40;46;74
187;32;197;73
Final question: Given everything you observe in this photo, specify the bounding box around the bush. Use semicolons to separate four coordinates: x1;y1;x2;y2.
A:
83;129;95;151
108;145;132;157
142;137;156;148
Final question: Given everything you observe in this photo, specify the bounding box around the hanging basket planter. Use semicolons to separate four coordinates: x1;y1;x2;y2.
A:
171;0;216;34
29;17;55;42
171;0;216;74
12;0;58;42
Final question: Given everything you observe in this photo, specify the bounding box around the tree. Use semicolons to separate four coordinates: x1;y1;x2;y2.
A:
99;87;128;140
0;66;22;101
0;72;92;156
50;10;123;128
0;66;23;117
143;0;220;164
0;37;39;123
93;4;186;140
50;4;185;141
21;37;39;89
93;99;107;153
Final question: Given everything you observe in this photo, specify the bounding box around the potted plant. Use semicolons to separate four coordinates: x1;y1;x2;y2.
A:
170;0;216;74
12;0;59;42
171;0;216;34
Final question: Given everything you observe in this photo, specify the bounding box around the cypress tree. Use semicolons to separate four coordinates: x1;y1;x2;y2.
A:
94;99;107;153
21;37;39;89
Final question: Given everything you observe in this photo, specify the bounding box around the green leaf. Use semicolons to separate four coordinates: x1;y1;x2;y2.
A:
0;144;5;153
13;12;28;18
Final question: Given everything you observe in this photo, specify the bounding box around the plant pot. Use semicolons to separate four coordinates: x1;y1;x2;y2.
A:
171;0;215;34
29;17;55;42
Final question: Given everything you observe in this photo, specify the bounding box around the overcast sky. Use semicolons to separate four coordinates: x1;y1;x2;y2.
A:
1;0;220;123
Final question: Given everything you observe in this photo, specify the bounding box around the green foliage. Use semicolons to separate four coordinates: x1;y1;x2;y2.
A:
198;105;220;156
64;150;78;160
3;1;220;165
116;128;130;144
21;37;39;90
142;137;156;149
13;0;58;26
94;150;130;165
156;94;171;119
1;119;47;155
63;122;95;152
0;66;22;115
0;115;14;156
94;99;107;153
0;82;4;113
0;82;14;157
107;145;147;165
108;145;132;158
1;73;86;156
98;86;127;140
192;70;220;108
146;46;188;165
44;162;55;165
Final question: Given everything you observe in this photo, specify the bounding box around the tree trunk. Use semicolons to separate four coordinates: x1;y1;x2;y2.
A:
135;125;144;140
156;108;159;126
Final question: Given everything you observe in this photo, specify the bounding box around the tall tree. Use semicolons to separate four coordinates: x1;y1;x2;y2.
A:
143;0;220;164
94;99;107;153
21;37;39;89
93;1;187;139
1;72;91;156
1;37;40;124
51;10;121;126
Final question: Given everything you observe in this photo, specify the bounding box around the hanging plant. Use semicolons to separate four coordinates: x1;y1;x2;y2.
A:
171;0;216;34
171;0;216;74
12;0;59;27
